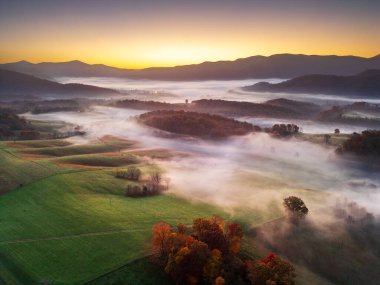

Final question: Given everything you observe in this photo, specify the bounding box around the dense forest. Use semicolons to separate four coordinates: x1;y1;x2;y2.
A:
139;110;255;139
0;108;38;139
115;98;321;119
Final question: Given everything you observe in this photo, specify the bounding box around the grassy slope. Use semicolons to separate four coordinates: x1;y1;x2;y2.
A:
0;142;57;193
0;137;334;285
0;168;227;284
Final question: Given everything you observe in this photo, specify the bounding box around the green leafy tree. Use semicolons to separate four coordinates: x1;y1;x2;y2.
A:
283;196;309;220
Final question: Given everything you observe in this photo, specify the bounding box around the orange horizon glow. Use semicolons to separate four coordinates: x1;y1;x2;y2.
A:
1;1;379;69
1;47;379;70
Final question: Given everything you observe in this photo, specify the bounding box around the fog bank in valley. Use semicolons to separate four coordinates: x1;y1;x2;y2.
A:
55;76;380;106
24;106;380;221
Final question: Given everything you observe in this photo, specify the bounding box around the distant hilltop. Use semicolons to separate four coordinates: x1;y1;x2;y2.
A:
1;54;380;81
0;69;119;100
243;69;380;98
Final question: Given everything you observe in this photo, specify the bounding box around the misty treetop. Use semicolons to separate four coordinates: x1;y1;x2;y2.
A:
283;196;309;221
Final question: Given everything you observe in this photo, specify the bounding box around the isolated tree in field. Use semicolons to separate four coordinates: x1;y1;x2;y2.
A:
283;196;309;220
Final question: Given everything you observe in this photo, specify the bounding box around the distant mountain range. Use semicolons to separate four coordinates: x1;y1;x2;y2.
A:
1;54;380;81
0;69;119;100
243;70;380;97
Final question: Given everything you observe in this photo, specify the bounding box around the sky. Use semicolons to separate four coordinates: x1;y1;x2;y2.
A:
0;0;379;68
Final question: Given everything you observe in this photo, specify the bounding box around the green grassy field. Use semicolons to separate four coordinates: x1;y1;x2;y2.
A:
0;169;229;284
0;143;57;194
0;138;230;284
0;134;334;285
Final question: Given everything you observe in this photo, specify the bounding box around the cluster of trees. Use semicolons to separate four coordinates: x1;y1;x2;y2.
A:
152;215;296;285
116;166;141;180
0;108;40;139
115;99;181;111
49;126;86;139
336;130;380;157
268;124;300;138
18;130;40;140
124;170;169;197
139;110;254;139
31;99;82;114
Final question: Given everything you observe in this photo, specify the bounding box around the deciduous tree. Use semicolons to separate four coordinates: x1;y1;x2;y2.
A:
283;196;309;221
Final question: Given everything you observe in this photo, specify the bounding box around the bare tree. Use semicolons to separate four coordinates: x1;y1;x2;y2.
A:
163;177;171;191
149;171;162;193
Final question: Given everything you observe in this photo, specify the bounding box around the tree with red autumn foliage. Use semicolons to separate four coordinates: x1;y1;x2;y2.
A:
227;223;243;254
151;215;296;285
152;222;173;258
246;253;296;285
192;217;229;254
165;239;210;285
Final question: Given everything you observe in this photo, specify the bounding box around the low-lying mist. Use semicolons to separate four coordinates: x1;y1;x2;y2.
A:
24;106;380;220
55;76;380;106
241;117;368;134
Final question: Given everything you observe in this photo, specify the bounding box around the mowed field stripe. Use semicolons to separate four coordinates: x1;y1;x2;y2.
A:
0;228;152;245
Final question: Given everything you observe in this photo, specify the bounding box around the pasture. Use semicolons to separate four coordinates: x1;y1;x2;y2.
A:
0;134;333;284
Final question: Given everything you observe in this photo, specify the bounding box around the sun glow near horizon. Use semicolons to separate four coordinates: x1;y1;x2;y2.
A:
1;0;379;68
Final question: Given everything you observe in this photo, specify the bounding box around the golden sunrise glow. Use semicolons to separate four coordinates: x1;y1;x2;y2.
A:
1;1;379;68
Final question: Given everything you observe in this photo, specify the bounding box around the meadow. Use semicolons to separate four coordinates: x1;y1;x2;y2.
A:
0;129;352;285
0;136;229;285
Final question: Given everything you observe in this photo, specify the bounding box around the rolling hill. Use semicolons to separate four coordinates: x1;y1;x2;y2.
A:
243;69;380;97
1;54;380;81
0;69;119;100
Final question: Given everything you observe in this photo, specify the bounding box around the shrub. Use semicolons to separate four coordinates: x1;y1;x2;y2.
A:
116;166;142;181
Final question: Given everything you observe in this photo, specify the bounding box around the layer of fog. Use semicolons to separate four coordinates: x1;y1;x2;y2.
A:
54;76;379;134
55;77;280;103
240;117;368;134
232;89;380;105
24;106;380;221
55;76;380;106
